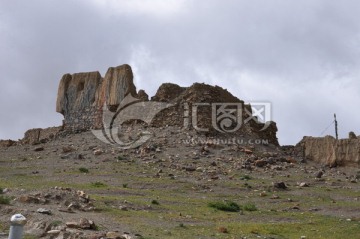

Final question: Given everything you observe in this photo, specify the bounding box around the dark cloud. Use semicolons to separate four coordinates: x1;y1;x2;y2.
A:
1;0;360;144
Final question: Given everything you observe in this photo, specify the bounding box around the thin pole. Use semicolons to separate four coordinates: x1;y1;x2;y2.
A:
334;113;338;140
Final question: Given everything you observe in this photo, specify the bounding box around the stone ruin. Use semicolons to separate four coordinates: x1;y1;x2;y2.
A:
294;132;360;167
1;64;279;146
56;64;137;132
55;64;279;145
3;63;359;166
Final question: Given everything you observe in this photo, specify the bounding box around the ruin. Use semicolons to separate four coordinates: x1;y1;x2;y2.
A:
3;63;360;166
0;64;279;146
295;134;360;166
54;64;279;145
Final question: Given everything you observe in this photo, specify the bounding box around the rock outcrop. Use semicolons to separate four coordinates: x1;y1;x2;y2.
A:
150;82;278;145
56;64;136;132
0;139;16;147
21;126;63;145
54;64;278;145
296;134;360;166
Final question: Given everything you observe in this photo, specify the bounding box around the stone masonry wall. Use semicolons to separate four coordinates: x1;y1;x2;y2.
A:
295;134;360;166
55;64;279;146
56;64;136;132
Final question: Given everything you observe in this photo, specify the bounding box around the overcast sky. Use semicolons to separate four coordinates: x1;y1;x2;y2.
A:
1;0;360;145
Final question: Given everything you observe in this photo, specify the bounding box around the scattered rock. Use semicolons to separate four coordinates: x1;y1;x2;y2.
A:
34;146;44;152
37;208;52;215
93;149;103;156
315;170;323;178
65;222;79;228
273;182;287;190
47;230;61;235
299;182;309;187
218;227;228;233
62;145;76;153
254;159;267;167
106;231;124;239
271;165;283;171
18;195;41;204
79;218;96;230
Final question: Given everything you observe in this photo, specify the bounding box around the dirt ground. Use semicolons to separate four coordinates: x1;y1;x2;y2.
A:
0;127;359;239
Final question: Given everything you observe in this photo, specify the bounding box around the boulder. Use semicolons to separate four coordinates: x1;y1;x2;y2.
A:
151;83;186;102
103;64;137;111
349;131;357;139
0;139;16;147
137;89;149;101
55;64;138;131
56;71;102;115
21;126;63;145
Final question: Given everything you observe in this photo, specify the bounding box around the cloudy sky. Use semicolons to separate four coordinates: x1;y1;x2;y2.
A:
1;0;360;145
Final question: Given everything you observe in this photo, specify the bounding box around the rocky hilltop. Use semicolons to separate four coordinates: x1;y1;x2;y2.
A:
56;64;137;132
1;64;359;167
55;64;278;145
0;65;359;239
295;133;360;167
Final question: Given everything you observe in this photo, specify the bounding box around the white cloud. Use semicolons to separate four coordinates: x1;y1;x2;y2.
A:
1;0;360;144
90;0;189;18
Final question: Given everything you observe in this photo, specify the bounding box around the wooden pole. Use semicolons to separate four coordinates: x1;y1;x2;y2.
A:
334;113;338;140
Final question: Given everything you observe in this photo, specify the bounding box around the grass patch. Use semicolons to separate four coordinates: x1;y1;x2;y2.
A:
242;202;257;211
91;181;107;188
0;187;3;194
117;155;127;161
79;167;89;173
240;175;252;180
48;220;62;228
178;223;186;228
0;195;11;205
208;201;241;212
208;201;257;212
151;199;160;205
23;235;38;239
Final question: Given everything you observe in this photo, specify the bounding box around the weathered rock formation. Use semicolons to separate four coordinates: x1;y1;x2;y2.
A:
149;82;278;145
56;64;137;132
296;134;360;166
21;126;63;145
54;64;279;145
0;139;16;147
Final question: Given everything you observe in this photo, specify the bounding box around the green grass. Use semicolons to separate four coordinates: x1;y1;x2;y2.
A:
0;195;11;205
151;199;160;205
242;202;257;211
240;175;252;180
78;167;89;173
91;181;107;188
48;220;62;228
208;201;241;212
117;155;127;161
23;235;38;239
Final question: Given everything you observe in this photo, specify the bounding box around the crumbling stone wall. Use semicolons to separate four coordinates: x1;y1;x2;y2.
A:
21;126;63;145
150;82;278;145
55;64;279;145
56;64;137;132
296;134;360;166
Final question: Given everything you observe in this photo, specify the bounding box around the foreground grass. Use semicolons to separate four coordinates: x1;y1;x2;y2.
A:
1;155;359;239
